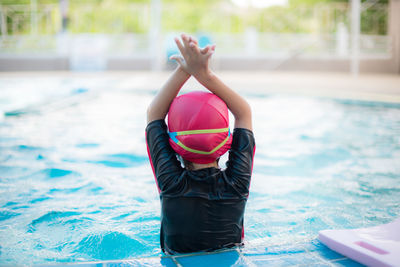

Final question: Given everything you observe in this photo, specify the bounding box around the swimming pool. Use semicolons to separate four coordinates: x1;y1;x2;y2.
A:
0;74;399;266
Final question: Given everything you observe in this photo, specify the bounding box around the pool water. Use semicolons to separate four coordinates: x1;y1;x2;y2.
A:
0;76;399;266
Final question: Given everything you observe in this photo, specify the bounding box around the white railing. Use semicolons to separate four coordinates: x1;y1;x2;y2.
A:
0;2;391;71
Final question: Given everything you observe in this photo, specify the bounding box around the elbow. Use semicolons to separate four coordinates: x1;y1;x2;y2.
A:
238;101;252;120
233;102;252;130
147;103;165;124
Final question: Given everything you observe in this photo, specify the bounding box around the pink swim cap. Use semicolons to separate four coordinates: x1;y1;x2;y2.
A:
167;91;232;164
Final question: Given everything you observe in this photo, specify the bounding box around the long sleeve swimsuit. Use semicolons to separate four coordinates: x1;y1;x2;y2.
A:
146;119;255;254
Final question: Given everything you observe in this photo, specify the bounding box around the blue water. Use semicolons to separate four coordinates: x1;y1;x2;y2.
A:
0;77;399;265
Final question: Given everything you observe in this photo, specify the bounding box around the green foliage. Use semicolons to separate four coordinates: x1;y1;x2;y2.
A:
162;2;234;33
0;0;29;4
0;0;389;35
289;0;332;5
68;1;150;33
0;0;56;4
256;6;317;33
361;7;388;35
0;0;150;4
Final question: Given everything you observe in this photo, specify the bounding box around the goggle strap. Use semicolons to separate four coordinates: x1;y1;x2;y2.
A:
175;127;229;136
168;129;231;155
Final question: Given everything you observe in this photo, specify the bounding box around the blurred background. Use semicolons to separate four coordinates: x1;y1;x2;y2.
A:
0;0;398;74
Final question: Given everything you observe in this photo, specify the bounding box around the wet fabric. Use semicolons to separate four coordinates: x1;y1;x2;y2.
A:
146;119;255;254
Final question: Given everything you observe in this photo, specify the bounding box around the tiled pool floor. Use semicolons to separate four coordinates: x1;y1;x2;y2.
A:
43;240;365;267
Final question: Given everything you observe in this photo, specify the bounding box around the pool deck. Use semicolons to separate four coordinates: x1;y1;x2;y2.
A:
1;71;400;104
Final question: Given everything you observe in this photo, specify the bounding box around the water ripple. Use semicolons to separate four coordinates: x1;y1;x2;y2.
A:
0;210;21;221
87;153;148;168
74;231;145;260
29;196;51;204
48;182;100;195
75;143;99;148
41;168;79;179
28;211;82;232
14;145;43;151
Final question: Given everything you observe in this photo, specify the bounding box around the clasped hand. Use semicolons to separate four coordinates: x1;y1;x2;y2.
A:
170;34;216;79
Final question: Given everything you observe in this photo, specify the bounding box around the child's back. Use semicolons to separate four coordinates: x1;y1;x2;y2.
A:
147;119;254;253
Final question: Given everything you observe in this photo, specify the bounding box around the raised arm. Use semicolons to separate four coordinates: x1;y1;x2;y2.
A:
196;72;252;131
147;67;190;124
172;34;252;131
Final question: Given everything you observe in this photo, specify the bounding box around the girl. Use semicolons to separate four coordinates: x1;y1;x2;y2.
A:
146;34;255;254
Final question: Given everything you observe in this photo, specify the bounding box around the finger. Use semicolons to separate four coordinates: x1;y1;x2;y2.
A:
201;44;216;54
189;41;197;48
200;45;210;54
181;33;191;48
189;41;200;53
174;37;185;55
205;47;215;59
188;36;198;46
203;44;215;53
169;55;184;65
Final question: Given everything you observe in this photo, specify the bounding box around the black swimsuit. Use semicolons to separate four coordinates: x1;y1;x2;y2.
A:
146;119;255;254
